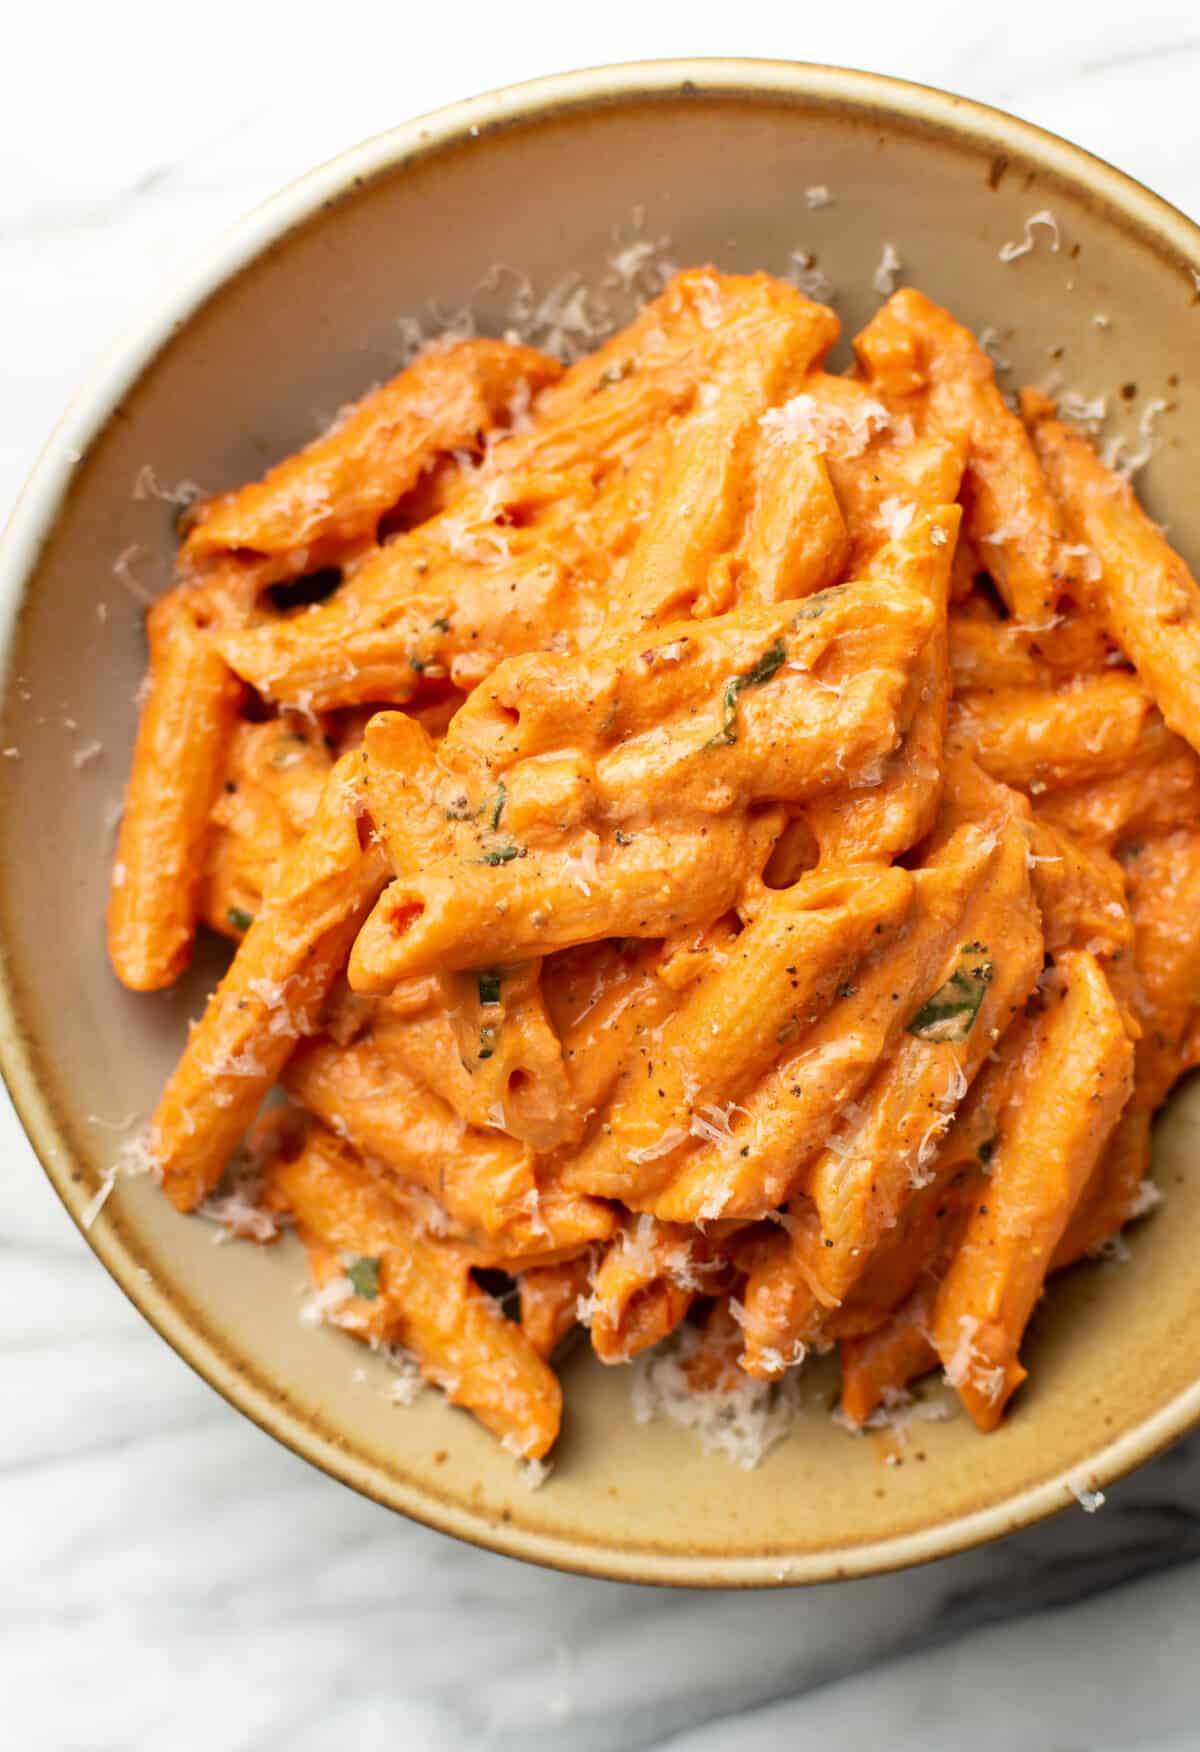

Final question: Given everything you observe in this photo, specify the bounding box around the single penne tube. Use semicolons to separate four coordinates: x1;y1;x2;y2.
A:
519;1255;592;1359
611;397;784;628
1051;1101;1155;1268
1034;744;1200;851
734;437;849;605
950;672;1168;791
374;964;575;1153
854;288;1079;625
150;755;389;1210
267;1123;562;1458
646;822;1007;1224
441;963;573;1150
563;865;913;1203
798;822;1044;1305
806;506;959;864
931;952;1133;1429
838;1282;940;1428
282;1027;612;1260
199;715;334;939
108;586;244;991
349;812;785;987
183;339;562;582
933;751;1134;965
542;939;677;1121
1027;393;1200;760
949;616;1060;692
217;533;606;712
1114;828;1200;1109
830;425;967;574
613;289;838;626
585;1216;721;1363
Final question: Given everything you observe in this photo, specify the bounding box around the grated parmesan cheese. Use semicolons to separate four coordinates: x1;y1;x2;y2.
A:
300;1276;354;1326
1127;1178;1164;1220
112;544;156;606
627;1126;689;1165
131;464;204;506
1058;390;1108;427
631;1324;803;1469
786;250;835;304
977;327;1012;371
872;242;903;296
1061;542;1102;582
760;393;889;458
1067;1471;1106;1513
877;496;915;541
998;209;1061;263
80;1120;156;1229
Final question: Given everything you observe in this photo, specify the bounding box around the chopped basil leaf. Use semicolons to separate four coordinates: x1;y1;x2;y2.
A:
346;1255;381;1299
489;780;508;832
791;585;849;622
478;971;502;1007
430;615;451;633
409;654;426;673
907;944;994;1042
227;907;254;933
481;844;521;865
707;637;788;747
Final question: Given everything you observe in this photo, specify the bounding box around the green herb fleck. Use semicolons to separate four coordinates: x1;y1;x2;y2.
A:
409;654;426;673
978;1135;997;1167
479;1023;498;1061
346;1256;381;1299
227;907;254;933
776;1018;800;1045
478;971;502;1007
908;944;994;1042
836;981;857;1000
791;585;849;622
489;780;508;832
430;615;451;633
480;844;521;865
707;637;788;747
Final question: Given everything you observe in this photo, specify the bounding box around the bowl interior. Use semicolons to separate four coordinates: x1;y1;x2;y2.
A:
3;65;1200;1584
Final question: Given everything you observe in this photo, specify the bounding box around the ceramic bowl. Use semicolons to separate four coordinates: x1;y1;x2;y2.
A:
3;60;1199;1585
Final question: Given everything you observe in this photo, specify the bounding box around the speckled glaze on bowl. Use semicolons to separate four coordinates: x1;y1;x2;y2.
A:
3;60;1200;1586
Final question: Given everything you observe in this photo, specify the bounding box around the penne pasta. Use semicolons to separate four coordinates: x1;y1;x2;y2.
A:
108;587;243;990
267;1122;562;1457
108;265;1187;1460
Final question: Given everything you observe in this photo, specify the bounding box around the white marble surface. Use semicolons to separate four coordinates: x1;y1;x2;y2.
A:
4;3;1200;1747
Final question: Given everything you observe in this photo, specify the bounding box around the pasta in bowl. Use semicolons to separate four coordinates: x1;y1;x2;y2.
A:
106;266;1191;1464
4;62;1200;1581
